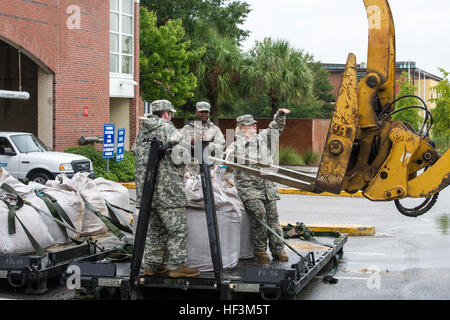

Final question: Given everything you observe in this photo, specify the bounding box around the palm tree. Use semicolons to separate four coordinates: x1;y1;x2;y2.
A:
242;38;313;117
195;27;242;124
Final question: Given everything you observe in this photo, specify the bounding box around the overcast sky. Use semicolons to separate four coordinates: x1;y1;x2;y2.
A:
240;0;450;77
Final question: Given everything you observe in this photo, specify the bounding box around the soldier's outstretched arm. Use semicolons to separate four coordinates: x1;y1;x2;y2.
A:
259;109;289;142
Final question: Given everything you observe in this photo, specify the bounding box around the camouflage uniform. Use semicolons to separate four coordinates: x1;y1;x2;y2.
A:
179;102;225;172
227;111;287;255
132;99;188;272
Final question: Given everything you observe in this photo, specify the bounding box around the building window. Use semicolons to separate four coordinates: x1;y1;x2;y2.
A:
110;0;134;75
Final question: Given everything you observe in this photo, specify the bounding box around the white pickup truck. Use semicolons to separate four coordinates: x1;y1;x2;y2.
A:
0;132;94;184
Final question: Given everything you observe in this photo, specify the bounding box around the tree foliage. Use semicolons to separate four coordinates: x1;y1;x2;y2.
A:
138;2;336;121
140;0;250;44
391;72;422;132
139;7;205;106
304;54;336;118
195;27;243;124
241;38;313;117
430;68;450;150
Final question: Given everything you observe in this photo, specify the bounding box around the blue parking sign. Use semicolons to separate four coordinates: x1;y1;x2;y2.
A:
102;124;116;159
116;128;126;162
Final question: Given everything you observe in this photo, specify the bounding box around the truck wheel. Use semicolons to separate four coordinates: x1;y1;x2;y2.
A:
29;172;51;185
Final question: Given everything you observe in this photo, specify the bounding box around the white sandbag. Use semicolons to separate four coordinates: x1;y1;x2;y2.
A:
184;175;204;209
53;173;109;236
185;170;244;271
239;210;255;259
93;177;132;226
0;167;33;194
23;188;70;245
186;207;242;271
0;167;72;246
34;184;85;243
209;170;254;259
0;195;55;255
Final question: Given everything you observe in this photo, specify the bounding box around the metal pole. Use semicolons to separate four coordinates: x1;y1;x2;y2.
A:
418;69;421;99
423;72;426;102
129;139;161;289
408;60;411;84
198;141;224;283
18;50;22;92
0;90;30;100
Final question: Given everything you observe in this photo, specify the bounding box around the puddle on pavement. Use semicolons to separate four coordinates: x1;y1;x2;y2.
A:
436;214;450;235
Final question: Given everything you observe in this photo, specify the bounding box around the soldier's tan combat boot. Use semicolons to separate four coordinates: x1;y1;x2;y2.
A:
273;251;289;262
168;266;200;278
144;265;167;276
254;250;270;262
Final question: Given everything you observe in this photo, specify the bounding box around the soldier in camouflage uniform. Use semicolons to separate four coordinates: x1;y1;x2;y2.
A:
180;101;225;172
132;99;200;278
227;109;291;262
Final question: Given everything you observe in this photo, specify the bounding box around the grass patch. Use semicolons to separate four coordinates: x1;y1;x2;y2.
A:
301;148;321;165
278;145;305;165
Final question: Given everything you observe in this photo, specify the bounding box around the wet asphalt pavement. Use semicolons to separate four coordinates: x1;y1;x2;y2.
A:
0;173;449;300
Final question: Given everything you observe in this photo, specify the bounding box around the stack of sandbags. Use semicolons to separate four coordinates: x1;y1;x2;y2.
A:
0;167;55;254
184;169;244;271
0;168;132;256
50;173;110;237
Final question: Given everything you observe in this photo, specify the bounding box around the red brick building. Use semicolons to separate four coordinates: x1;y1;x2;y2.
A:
323;61;442;110
0;0;141;151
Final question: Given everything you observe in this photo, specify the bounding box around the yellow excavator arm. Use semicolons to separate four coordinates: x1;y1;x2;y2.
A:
315;0;449;215
212;0;448;217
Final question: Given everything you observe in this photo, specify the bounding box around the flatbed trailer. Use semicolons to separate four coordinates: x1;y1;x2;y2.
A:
71;234;346;300
67;140;346;300
0;233;125;294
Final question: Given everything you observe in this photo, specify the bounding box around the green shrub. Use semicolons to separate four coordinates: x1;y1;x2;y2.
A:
302;148;321;165
64;145;135;182
278;145;305;165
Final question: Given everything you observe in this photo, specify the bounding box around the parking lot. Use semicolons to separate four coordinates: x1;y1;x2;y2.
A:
0;184;449;300
279;188;450;300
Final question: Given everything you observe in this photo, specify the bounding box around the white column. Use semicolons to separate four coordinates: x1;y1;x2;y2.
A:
37;67;54;148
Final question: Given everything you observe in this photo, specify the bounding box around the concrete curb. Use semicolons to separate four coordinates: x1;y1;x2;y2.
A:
121;182;136;189
278;188;364;198
120;182;364;198
281;222;375;236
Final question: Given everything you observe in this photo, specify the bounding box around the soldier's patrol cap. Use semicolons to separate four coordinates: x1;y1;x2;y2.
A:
195;101;211;112
151;99;176;113
236;114;257;126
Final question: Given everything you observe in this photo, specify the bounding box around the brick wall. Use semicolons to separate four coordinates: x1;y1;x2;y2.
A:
52;0;109;151
0;0;141;152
